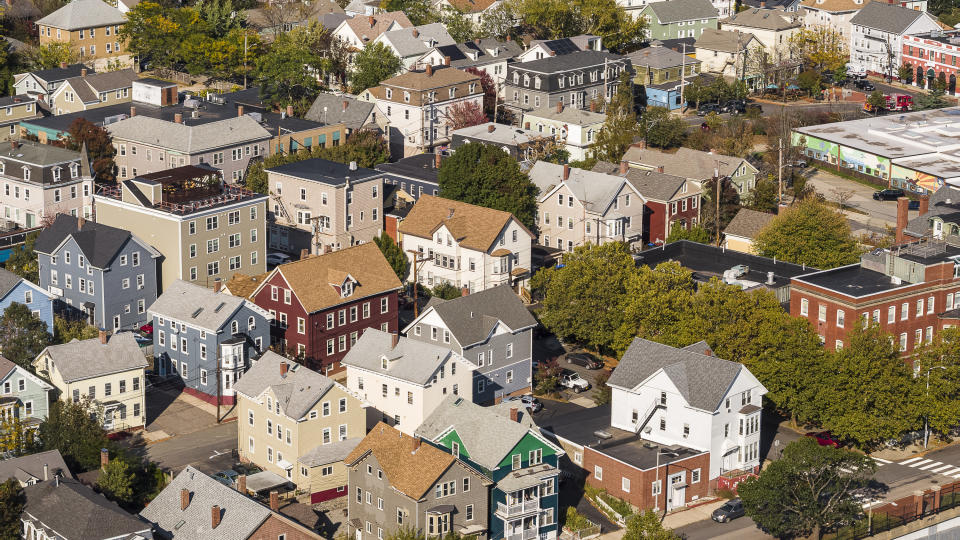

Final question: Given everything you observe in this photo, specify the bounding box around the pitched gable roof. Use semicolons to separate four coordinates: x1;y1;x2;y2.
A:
304;93;375;130
428;39;523;69
24;478;152;538
60;69;138;103
648;0;719;22
36;0;126;30
410;285;535;347
445;0;499;13
398;194;530;251
376;65;479;91
0;268;24;299
621;145;752;180
722;8;801;30
233;352;337;420
223;272;270;299
106;115;272;154
724;208;775;239
849;0;929;33
39;333;147;383
342;329;463;385
345;422;456;499
626;46;702;69
798;0;863;12
694;28;758;53
530;161;631;213
0;450;69;485
34;213;152;268
149;280;263;332
17;64;90;86
619;167;695;203
380;23;455;58
342;11;413;43
905;184;960;237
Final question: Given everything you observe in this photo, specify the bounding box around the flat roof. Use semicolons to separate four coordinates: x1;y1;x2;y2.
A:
266;158;381;185
794;265;909;297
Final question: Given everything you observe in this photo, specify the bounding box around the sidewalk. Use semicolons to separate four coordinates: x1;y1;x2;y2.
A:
593;499;727;540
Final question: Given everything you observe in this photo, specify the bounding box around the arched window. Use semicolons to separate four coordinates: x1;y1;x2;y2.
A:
231;320;239;334
247;316;255;330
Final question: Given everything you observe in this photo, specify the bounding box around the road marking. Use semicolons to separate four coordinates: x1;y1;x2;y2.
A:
873;457;892;464
930;464;955;473
942;467;960;476
900;457;924;465
919;461;944;470
909;459;933;468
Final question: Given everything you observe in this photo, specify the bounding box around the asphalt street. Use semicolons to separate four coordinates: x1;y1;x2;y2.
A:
677;513;772;540
132;421;239;476
871;445;960;502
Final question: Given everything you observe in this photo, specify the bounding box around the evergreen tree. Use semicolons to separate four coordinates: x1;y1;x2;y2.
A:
373;232;408;281
0;302;52;370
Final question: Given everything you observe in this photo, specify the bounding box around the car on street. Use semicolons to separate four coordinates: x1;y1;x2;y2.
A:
212;470;239;487
805;431;842;448
873;188;906;201
565;352;604;370
852;79;875;91
697;103;722;116
789;159;808;168
712;499;746;522
266;252;292;266
722;100;746;114
560;370;591;393
505;394;543;413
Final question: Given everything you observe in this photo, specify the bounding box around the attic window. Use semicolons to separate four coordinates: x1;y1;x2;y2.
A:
381;357;388;369
342;281;354;297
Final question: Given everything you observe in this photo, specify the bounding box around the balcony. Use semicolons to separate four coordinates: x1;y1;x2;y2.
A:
496;499;540;518
506;529;539;540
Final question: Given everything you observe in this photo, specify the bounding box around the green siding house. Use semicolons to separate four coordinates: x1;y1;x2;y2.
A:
639;0;720;41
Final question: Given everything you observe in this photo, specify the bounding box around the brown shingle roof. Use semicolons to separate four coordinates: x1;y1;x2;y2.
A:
379;66;479;91
799;0;866;12
343;11;412;43
266;243;402;313
724;208;775;239
224;272;270;299
345;422;455;499
398;194;530;251
446;0;498;13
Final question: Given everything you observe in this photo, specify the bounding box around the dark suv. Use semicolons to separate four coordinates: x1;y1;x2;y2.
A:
565;352;604;370
853;79;875;91
873;188;906;201
712;499;746;522
697;102;722;116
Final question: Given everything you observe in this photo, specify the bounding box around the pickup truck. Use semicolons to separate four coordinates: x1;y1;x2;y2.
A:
560;371;591;393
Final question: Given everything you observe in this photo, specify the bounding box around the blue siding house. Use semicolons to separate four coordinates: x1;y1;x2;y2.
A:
376;154;440;201
403;285;537;404
148;280;272;404
34;214;161;331
418;396;564;540
0;355;53;426
0;268;55;331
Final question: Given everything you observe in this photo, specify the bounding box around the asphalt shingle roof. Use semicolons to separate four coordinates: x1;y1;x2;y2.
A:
20;64;90;85
24;478;151;539
849;1;928;33
0;450;69;485
622;145;751;180
416;285;536;347
0;141;81;167
648;0;719;22
148;280;255;332
724;208;775;239
722;8;802;30
342;329;460;385
430;39;523;69
0;268;23;299
621;167;694;202
694;28;757;53
40;333;147;383
304;93;375;129
608;338;742;412
513;50;627;74
233;351;336;420
398;194;529;251
34;214;139;268
106;115;271;154
36;0;126;30
299;437;362;467
626;46;702;69
380;23;454;58
905;184;960;237
266;158;381;186
531;161;628;214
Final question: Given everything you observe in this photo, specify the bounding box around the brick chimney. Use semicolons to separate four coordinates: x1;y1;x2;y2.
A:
556;102;563;113
81;68;87;77
180;488;190;510
704;348;712;356
100;448;109;469
506;34;511;41
280;362;288;377
761;0;765;6
99;329;108;345
487;124;495;133
211;505;221;529
510;407;519;422
461;286;469;297
563;164;570;180
286;104;294;117
524;122;530;129
635;140;646;150
300;248;309;260
269;491;279;512
657;165;665;173
413;436;422;450
919;195;930;215
130;106;136;117
174;113;183;124
435;152;442;168
237;474;246;493
237;105;244;117
590;101;597;112
444;55;451;66
342;100;349;112
620;160;628;175
213;278;222;293
896;197;909;244
391;333;399;347
78;215;85;229
59;62;67;69
412;28;419;38
368;15;375;26
426;65;434;76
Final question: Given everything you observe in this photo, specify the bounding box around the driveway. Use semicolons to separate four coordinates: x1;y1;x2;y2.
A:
145;381;219;438
805;167;921;233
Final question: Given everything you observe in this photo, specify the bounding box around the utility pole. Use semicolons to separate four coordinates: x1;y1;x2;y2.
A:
406;249;430;316
679;42;687;114
603;57;609;102
215;361;221;424
243;33;248;90
778;138;783;206
714;159;729;246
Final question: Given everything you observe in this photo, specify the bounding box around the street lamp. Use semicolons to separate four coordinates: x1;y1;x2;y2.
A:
656;448;679;517
924;365;947;448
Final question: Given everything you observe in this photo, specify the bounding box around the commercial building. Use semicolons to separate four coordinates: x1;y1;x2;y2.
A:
902;31;960;94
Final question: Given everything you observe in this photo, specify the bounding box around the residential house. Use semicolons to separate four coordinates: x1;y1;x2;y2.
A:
529;161;645;251
93;164;268;288
140;465;324;539
148;279;272;403
516;35;604;63
0;450;69;486
14;64;90;103
694;29;761;81
35;0;130;68
743;0;802;11
502;51;632;116
35;214;160;331
346;421;491;540
637;0;719;41
435;0;502;24
245;0;345;40
246;242;402;372
266;159;385;255
376;153;442;201
621;143;759;196
0;95;40;142
359;65;484;158
722;208;775;254
344;0;383;16
521;104;606;162
374;23;456;70
49;68;138;115
343;329;475;434
0;355;54;427
34;331;148;432
398;195;534;293
305;93;378;132
904;184;960;242
619;0;734;19
607;338;768;486
450;122;550;161
403;285;537;404
416;39;523;84
626;46;701;110
235;352;366;502
0;140;94;228
333;12;413;59
0;267;54;331
720;8;802;62
849;1;940;76
417;396;564;540
23;477;154;539
800;0;866;43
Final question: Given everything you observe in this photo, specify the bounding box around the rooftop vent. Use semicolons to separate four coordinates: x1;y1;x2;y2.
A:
214;302;226;313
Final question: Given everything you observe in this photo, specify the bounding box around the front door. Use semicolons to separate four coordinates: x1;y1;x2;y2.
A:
355;528;362;540
668;472;686;510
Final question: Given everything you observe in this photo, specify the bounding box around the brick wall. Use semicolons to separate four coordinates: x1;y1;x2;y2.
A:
582;447;711;512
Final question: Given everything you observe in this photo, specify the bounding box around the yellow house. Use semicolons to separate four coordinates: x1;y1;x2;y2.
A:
35;0;130;68
33;331;147;432
49;68;138;115
722;207;776;254
235;351;368;503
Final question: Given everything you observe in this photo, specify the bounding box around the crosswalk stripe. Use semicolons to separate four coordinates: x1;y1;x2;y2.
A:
931;464;955;473
873;457;892;464
919;461;944;470
910;459;933;468
942;468;960;476
900;457;924;465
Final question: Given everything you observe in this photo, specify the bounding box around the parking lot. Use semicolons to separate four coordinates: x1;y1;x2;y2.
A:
532;331;612;404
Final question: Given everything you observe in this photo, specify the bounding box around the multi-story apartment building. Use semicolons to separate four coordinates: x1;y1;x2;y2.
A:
399;195;534;293
359;65;483;157
627;46;701;110
849;1;939;76
416;39;523;85
267;159;385;254
49;68;138;115
0;141;94;228
374;23;455;70
246;243;402;373
148;280;272;404
0;355;53;428
343;330;475;435
0;267;54;331
418;396;564;540
107;114;272;183
502;51;632;117
93;164;268;288
35;214;160;331
35;0;130;67
346;422;491;540
800;0;862;43
903;32;960;92
721;8;801;61
0;95;40;142
636;0;719;41
34;331;148;432
403;285;537;404
521;104;606;162
618;166;702;245
516;35;603;63
529;161;645;251
14;64;89;103
235;352;367;503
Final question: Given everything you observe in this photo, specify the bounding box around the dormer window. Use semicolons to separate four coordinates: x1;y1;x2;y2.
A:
386;88;393;99
513;72;519;84
523;74;530;86
0;161;4;174
22;166;29;181
449;87;457;98
403;91;410;103
70;164;78;178
559;77;565;89
53;167;61;181
534;77;541;89
469;83;477;93
342;281;353;297
381;357;388;369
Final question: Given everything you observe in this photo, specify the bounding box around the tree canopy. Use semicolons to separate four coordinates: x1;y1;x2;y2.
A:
592;73;640;162
350;42;402;94
0;479;25;540
373;232;408;281
754;198;862;269
639;106;687;149
37;398;109;472
97;456;137;507
507;0;646;53
0;303;52;370
5;232;38;283
64;118;116;183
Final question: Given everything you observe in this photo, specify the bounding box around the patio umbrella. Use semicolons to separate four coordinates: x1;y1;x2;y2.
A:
787;84;800;90
766;83;779;89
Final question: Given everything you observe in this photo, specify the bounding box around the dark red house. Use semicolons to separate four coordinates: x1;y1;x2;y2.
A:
248;242;403;374
623;167;702;245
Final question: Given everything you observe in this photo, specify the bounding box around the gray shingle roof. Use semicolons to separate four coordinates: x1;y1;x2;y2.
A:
18;64;90;85
0;450;70;485
106;115;272;154
531;161;628;214
694;28;757;53
34;213;150;269
514;50;627;74
36;0;126;30
648;0;719;23
304;93;375;129
622;145;751;180
62;69;138;101
416;395;540;470
453;122;540;147
0;140;81;167
41;333;147;383
849;1;928;34
413;285;537;347
233;351;336;420
621;167;692;202
380;23;455;58
24;478;152;539
626;46;702;70
722;8;801;30
724;208;775;239
298;437;363;467
429;39;523;69
905;184;960;237
608;338;742;411
342;329;459;385
140;466;272;539
148;280;255;332
0;267;24;299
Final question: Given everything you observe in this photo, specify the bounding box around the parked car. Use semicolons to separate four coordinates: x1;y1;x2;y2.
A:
565;352;604;370
873;188;906;201
722;100;746;114
852;79;875;91
909;199;920;210
789;159;808;168
712;499;746;523
805;431;842;448
697;102;722;116
212;470;239;487
505;394;543;413
266;252;292;266
560;371;591;393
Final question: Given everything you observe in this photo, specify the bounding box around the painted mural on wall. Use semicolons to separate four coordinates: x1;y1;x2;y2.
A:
838;147;890;177
891;164;944;193
791;132;838;160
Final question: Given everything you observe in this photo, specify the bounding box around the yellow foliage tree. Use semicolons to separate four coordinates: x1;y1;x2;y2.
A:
789;27;848;72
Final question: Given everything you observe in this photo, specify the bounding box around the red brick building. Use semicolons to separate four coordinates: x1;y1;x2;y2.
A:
247;243;402;373
622;167;702;245
902;32;960;93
